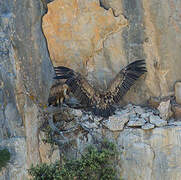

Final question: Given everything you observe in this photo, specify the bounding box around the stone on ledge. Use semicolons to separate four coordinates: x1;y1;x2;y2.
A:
103;113;129;131
83;121;98;129
141;123;155;130
168;121;181;126
141;113;150;119
72;109;83;117
157;100;172;120
127;117;146;127
133;106;145;115
149;115;167;127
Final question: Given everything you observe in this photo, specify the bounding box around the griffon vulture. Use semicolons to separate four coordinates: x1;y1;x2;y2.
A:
48;60;147;117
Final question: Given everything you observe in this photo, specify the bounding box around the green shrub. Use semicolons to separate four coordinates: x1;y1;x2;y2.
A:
0;148;11;171
28;140;121;180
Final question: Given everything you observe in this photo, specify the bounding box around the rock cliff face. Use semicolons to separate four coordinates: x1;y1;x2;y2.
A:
0;0;181;179
43;0;181;103
0;0;54;179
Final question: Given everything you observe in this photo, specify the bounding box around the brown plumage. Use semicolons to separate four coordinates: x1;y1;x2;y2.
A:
49;60;147;117
48;82;69;106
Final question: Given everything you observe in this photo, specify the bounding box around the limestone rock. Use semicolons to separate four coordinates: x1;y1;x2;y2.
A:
119;141;154;180
103;113;129;131
141;123;155;130
42;0;181;105
141;113;150;119
100;0;123;16
127;117;146;127
168;121;181;126
133;106;145;115
1;0;181;179
81;114;90;121
82;121;98;129
42;0;128;69
116;107;136;118
129;113;137;119
124;104;134;111
175;82;181;105
39;131;60;164
149;115;167;127
71;109;83;117
148;97;160;108
157;100;172;120
172;104;181;120
0;138;27;180
94;116;103;124
118;126;181;180
0;0;53;179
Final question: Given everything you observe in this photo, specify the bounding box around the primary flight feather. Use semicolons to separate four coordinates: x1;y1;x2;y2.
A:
49;59;147;117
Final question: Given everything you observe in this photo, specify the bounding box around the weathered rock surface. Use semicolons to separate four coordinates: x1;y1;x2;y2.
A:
168;120;181;126
58;105;181;180
0;138;27;180
149;115;167;127
133;105;145;115
175;82;181;105
141;112;150;119
148;97;161;108
127;117;146;127
42;0;128;71
103;113;129;131
1;0;181;179
0;0;53;179
118;126;181;180
172;104;181;120
39;131;60;164
141;123;155;130
43;0;181;103
157;100;172;120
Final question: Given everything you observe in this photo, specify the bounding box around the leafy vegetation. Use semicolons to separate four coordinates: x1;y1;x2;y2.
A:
28;140;121;180
0;148;11;171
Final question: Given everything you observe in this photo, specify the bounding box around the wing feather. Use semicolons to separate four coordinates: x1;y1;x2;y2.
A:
107;59;147;104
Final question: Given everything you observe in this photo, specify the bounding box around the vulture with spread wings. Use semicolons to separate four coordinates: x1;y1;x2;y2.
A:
48;60;147;118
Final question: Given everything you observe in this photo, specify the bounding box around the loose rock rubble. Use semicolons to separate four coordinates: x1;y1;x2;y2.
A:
141;123;155;130
103;113;129;131
157;100;172;120
127;117;146;127
65;103;178;132
149;115;167;127
101;104;170;131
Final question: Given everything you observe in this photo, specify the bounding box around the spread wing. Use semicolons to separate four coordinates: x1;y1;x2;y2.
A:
89;60;147;117
54;66;97;107
106;59;147;104
52;60;147;118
